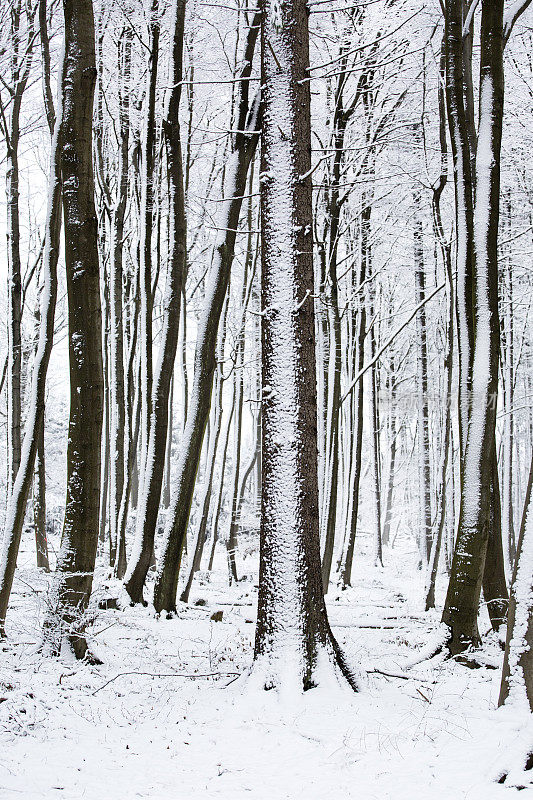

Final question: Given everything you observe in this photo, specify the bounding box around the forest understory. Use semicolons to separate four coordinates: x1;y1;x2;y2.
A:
1;0;533;796
2;530;529;800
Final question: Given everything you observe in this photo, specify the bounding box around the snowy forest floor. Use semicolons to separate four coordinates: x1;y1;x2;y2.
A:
1;534;532;799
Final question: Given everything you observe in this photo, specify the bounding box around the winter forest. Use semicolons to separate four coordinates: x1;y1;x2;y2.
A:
0;0;533;796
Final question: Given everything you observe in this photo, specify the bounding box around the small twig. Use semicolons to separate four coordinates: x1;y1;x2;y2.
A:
92;671;241;695
295;289;311;311
416;687;431;703
91;621;119;638
223;674;242;688
368;667;430;682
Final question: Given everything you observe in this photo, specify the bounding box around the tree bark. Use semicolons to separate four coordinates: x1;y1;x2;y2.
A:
44;0;103;659
139;0;160;486
442;0;504;654
414;188;432;564
226;207;256;585
320;96;347;592
252;0;356;692
180;367;224;602
425;93;453;609
33;402;49;572
340;201;368;588
3;3;35;493
445;0;475;465
382;354;397;549
368;267;383;568
109;27;132;568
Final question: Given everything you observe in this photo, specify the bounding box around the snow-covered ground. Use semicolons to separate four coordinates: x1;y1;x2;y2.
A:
1;535;531;799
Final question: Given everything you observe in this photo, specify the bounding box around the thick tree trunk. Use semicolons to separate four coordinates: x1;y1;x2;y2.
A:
44;0;103;659
442;0;504;654
252;0;356;692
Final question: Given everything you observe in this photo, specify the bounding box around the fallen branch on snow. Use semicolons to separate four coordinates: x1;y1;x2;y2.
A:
92;671;241;695
367;667;434;682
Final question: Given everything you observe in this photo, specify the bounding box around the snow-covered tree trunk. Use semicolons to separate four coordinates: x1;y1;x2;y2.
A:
180;365;224;602
340;199;368;588
382;353;397;549
501;199;516;568
116;318;141;576
442;0;504;654
124;0;187;603
320;103;346;593
209;370;235;572
234;249;262;536
43;0;103;659
33;406;49;572
39;0;55;133
3;3;35;493
425;85;452;609
178;287;189;430
368;265;383;568
444;0;475;465
31;0;56;577
138;0;160;489
109;27;132;576
425;117;455;611
252;0;356;692
226;248;255;585
413;188;432;564
162;374;173;509
99;262;110;554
